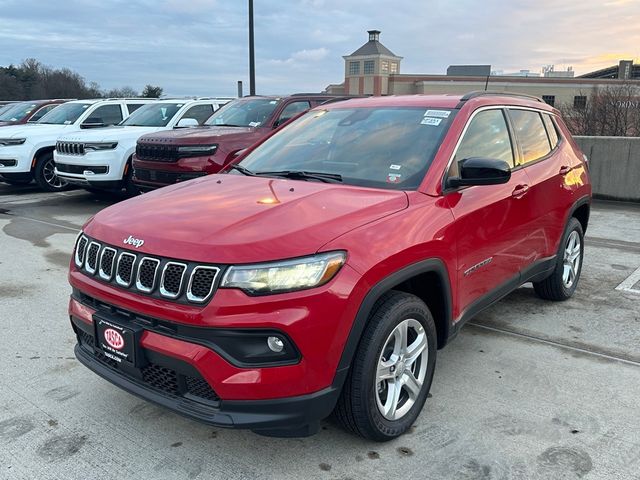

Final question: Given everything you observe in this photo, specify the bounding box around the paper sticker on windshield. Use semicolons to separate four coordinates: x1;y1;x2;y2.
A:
424;110;450;118
215;118;225;125
248;121;261;127
387;173;402;183
389;164;401;170
421;117;442;126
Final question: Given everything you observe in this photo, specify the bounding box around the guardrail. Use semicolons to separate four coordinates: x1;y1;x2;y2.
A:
574;136;640;202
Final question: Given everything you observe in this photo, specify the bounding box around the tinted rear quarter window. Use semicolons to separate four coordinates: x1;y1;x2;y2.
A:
542;114;559;149
509;109;551;164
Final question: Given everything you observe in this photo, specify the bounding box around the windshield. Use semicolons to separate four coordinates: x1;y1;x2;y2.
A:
204;98;281;127
37;102;91;125
237;107;456;190
121;103;183;127
0;102;39;122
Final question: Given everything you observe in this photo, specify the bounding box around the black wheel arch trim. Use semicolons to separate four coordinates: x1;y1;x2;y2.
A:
567;195;591;232
31;145;55;171
335;258;453;378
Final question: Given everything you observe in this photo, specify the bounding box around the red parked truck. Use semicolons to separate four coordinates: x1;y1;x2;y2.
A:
69;92;591;440
132;94;347;190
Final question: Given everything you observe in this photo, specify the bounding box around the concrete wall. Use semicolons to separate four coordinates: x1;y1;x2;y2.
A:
574;136;640;202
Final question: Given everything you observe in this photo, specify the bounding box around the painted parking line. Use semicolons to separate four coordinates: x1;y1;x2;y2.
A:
615;265;640;294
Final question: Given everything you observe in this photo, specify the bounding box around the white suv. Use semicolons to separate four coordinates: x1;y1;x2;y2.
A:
53;98;232;194
0;98;153;191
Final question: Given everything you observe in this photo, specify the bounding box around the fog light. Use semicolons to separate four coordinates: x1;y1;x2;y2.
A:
267;336;284;353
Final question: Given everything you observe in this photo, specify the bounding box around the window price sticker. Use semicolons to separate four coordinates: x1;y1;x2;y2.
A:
421;117;442;126
424;110;450;118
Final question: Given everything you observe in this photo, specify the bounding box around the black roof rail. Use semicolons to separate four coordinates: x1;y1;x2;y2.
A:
459;91;544;103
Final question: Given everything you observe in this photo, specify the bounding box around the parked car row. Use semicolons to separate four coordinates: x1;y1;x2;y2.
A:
0;98;157;190
66;92;592;440
0;94;350;194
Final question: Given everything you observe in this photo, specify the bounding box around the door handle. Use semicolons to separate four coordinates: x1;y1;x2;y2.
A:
559;165;572;175
511;184;529;199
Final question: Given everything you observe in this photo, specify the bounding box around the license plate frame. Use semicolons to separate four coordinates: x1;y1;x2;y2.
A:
94;315;141;367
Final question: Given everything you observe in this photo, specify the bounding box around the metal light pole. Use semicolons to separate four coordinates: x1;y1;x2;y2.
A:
248;0;256;95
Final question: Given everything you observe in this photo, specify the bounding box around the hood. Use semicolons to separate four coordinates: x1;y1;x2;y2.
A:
139;125;259;145
85;174;408;264
0;123;76;139
58;126;163;143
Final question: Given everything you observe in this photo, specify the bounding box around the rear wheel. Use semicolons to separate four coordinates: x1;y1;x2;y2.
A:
33;151;69;192
334;291;437;441
533;217;584;300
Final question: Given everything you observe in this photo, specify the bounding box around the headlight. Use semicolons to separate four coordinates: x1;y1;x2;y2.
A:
177;144;218;157
221;251;346;295
84;142;118;151
0;138;26;146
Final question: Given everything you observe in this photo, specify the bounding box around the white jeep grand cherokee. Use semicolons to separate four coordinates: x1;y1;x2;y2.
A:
0;98;154;191
54;98;232;195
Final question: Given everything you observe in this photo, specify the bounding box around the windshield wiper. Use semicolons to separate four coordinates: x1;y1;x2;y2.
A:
254;170;343;183
228;164;256;176
211;123;243;127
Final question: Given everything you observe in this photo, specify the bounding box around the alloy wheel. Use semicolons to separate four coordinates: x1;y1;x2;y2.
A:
562;230;581;288
42;157;67;189
375;318;428;421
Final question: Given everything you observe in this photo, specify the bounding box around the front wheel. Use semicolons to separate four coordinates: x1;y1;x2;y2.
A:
533;217;584;301
34;152;69;192
334;291;437;441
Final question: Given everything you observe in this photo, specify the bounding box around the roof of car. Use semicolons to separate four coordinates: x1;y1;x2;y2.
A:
319;92;556;112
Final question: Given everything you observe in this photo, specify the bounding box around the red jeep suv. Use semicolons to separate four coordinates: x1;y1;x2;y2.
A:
69;92;591;441
131;94;346;190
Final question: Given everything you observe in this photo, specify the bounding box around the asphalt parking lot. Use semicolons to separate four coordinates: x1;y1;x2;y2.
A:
0;183;639;480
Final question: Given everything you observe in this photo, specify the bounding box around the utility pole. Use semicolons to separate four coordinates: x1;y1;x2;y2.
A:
248;0;256;95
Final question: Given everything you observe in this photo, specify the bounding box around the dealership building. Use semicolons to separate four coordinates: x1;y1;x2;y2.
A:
326;30;640;107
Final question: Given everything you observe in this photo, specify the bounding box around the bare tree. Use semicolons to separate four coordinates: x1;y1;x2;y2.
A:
559;82;640;136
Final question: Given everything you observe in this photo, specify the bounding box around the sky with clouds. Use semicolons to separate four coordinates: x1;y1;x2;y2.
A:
0;0;639;96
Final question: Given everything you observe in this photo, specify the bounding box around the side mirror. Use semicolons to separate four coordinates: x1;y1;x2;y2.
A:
447;157;511;188
176;118;199;128
81;119;106;129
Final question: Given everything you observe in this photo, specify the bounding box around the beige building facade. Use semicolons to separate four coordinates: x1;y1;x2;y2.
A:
328;31;640;108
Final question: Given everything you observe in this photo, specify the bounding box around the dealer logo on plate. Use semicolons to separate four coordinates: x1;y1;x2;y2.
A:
104;328;124;350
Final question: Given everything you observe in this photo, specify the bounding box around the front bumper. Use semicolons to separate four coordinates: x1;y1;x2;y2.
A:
54;150;125;185
132;154;220;190
0;145;33;173
70;302;344;434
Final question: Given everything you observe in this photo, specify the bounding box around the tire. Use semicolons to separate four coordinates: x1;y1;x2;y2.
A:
123;160;140;197
33;151;69;192
334;290;437;441
0;173;33;185
533;217;584;301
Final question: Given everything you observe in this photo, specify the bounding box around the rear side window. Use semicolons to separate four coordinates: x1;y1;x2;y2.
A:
451;109;514;176
182;104;215;124
542;114;559;149
508;109;551;164
87;104;123;126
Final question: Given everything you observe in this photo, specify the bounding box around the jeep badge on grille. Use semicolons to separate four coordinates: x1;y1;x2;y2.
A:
123;235;145;249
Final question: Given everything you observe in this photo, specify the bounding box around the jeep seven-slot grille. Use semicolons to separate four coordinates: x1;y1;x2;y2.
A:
135;143;180;162
73;234;221;304
56;141;85;155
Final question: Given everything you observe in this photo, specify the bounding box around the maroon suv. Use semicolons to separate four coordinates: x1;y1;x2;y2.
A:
0;99;67;126
132;94;345;190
